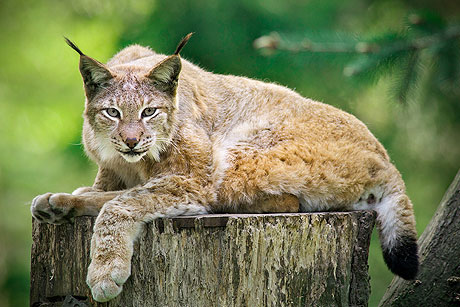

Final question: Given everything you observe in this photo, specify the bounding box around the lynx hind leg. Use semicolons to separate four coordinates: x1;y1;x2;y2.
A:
256;193;300;213
215;143;303;213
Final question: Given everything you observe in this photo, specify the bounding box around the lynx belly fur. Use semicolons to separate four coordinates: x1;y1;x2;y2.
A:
31;34;418;302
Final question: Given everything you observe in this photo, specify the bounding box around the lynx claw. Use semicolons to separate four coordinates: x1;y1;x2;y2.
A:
87;258;130;302
31;193;75;224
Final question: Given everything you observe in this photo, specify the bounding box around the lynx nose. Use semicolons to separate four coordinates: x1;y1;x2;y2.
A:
125;137;138;149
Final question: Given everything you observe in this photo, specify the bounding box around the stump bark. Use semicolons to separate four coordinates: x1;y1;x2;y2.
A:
379;169;460;306
30;211;375;307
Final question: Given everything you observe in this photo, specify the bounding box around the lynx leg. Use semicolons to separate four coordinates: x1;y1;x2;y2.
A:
257;193;300;213
31;191;122;224
231;193;300;213
216;193;300;214
87;176;211;302
215;137;307;213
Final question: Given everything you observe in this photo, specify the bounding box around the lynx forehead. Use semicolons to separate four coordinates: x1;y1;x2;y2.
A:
31;34;418;302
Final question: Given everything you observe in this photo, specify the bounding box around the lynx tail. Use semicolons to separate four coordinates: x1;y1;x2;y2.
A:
375;192;419;280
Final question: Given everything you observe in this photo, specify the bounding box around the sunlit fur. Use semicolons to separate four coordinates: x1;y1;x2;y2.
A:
31;38;419;302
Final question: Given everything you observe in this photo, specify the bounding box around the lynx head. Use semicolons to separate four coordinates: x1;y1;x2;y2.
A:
65;34;192;163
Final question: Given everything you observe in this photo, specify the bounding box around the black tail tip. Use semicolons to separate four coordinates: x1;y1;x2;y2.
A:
383;236;419;280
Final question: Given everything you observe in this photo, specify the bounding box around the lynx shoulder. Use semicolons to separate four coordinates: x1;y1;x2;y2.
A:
31;34;418;302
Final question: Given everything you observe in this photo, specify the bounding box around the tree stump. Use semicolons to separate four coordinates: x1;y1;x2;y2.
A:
30;211;376;307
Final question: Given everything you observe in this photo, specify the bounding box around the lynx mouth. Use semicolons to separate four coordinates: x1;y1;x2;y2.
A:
120;150;147;156
118;149;148;163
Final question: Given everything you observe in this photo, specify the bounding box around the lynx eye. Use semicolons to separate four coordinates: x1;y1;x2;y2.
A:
141;107;158;118
105;108;120;118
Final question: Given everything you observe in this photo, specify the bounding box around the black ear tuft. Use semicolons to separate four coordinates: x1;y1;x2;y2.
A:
383;235;419;280
174;33;193;55
64;38;113;98
64;37;85;56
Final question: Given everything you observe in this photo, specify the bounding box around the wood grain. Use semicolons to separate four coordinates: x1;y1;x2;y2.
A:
30;211;376;307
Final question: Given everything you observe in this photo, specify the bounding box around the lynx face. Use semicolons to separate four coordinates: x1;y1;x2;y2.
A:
69;39;183;164
86;80;177;163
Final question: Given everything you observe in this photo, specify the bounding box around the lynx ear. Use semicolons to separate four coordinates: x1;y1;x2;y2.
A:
146;33;193;94
65;38;113;98
146;55;181;94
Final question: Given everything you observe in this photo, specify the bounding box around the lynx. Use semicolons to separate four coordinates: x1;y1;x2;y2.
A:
31;34;418;302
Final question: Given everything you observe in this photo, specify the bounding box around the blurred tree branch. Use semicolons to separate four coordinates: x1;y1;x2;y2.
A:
254;12;460;104
254;25;460;56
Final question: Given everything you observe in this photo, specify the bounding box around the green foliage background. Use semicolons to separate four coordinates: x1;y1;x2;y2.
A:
0;0;458;306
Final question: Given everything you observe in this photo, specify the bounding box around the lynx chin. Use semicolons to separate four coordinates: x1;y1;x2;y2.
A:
31;33;418;302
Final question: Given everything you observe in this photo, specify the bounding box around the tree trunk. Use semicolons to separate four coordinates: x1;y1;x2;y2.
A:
30;211;375;307
380;169;460;306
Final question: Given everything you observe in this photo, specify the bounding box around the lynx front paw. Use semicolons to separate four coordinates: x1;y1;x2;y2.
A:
86;257;131;302
31;193;75;224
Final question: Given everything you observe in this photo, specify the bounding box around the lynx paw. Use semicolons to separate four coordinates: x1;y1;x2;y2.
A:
31;193;75;224
86;257;131;302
